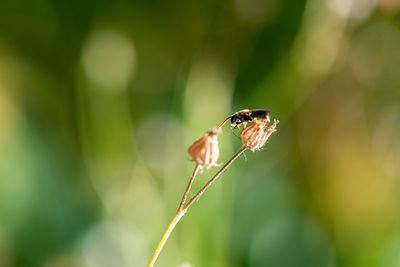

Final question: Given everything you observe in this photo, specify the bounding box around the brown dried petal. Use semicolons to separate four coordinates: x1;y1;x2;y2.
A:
188;130;220;169
241;119;279;152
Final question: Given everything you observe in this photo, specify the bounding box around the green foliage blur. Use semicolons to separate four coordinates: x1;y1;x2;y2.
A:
1;0;400;266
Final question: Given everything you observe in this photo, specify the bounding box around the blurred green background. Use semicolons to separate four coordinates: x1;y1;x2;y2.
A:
1;0;400;266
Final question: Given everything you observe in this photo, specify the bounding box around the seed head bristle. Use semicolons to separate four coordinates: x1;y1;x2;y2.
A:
241;119;279;152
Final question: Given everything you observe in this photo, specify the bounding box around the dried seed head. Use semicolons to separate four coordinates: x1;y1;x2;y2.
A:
188;130;220;169
241;119;279;152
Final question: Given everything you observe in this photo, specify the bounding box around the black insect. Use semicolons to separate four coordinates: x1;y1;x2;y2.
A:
218;109;271;129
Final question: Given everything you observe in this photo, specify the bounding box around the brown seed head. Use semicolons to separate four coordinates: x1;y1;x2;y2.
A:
241;119;279;152
188;130;220;169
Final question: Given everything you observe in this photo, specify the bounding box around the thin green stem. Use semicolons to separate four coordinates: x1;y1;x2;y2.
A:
147;164;200;267
147;211;185;267
147;146;247;267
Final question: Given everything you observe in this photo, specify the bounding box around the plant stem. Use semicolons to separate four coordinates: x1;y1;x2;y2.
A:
183;146;247;211
147;146;247;267
147;164;200;267
178;164;200;212
147;211;185;267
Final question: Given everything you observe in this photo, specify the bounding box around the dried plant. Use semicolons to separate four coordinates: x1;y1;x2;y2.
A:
241;119;279;151
188;129;221;170
147;109;279;267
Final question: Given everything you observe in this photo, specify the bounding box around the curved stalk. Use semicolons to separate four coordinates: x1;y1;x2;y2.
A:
178;164;200;212
183;146;246;211
147;164;200;267
147;147;246;267
147;212;185;267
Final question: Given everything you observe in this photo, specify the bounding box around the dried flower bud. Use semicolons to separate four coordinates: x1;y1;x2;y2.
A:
188;130;220;169
241;119;279;152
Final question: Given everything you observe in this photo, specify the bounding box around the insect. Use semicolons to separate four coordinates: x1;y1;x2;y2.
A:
217;109;271;130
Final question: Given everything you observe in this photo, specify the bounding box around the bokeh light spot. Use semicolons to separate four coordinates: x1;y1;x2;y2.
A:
82;30;136;91
80;222;146;267
377;0;400;10
184;59;233;133
371;106;400;177
235;0;280;25
135;114;184;175
349;22;400;90
328;0;375;21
